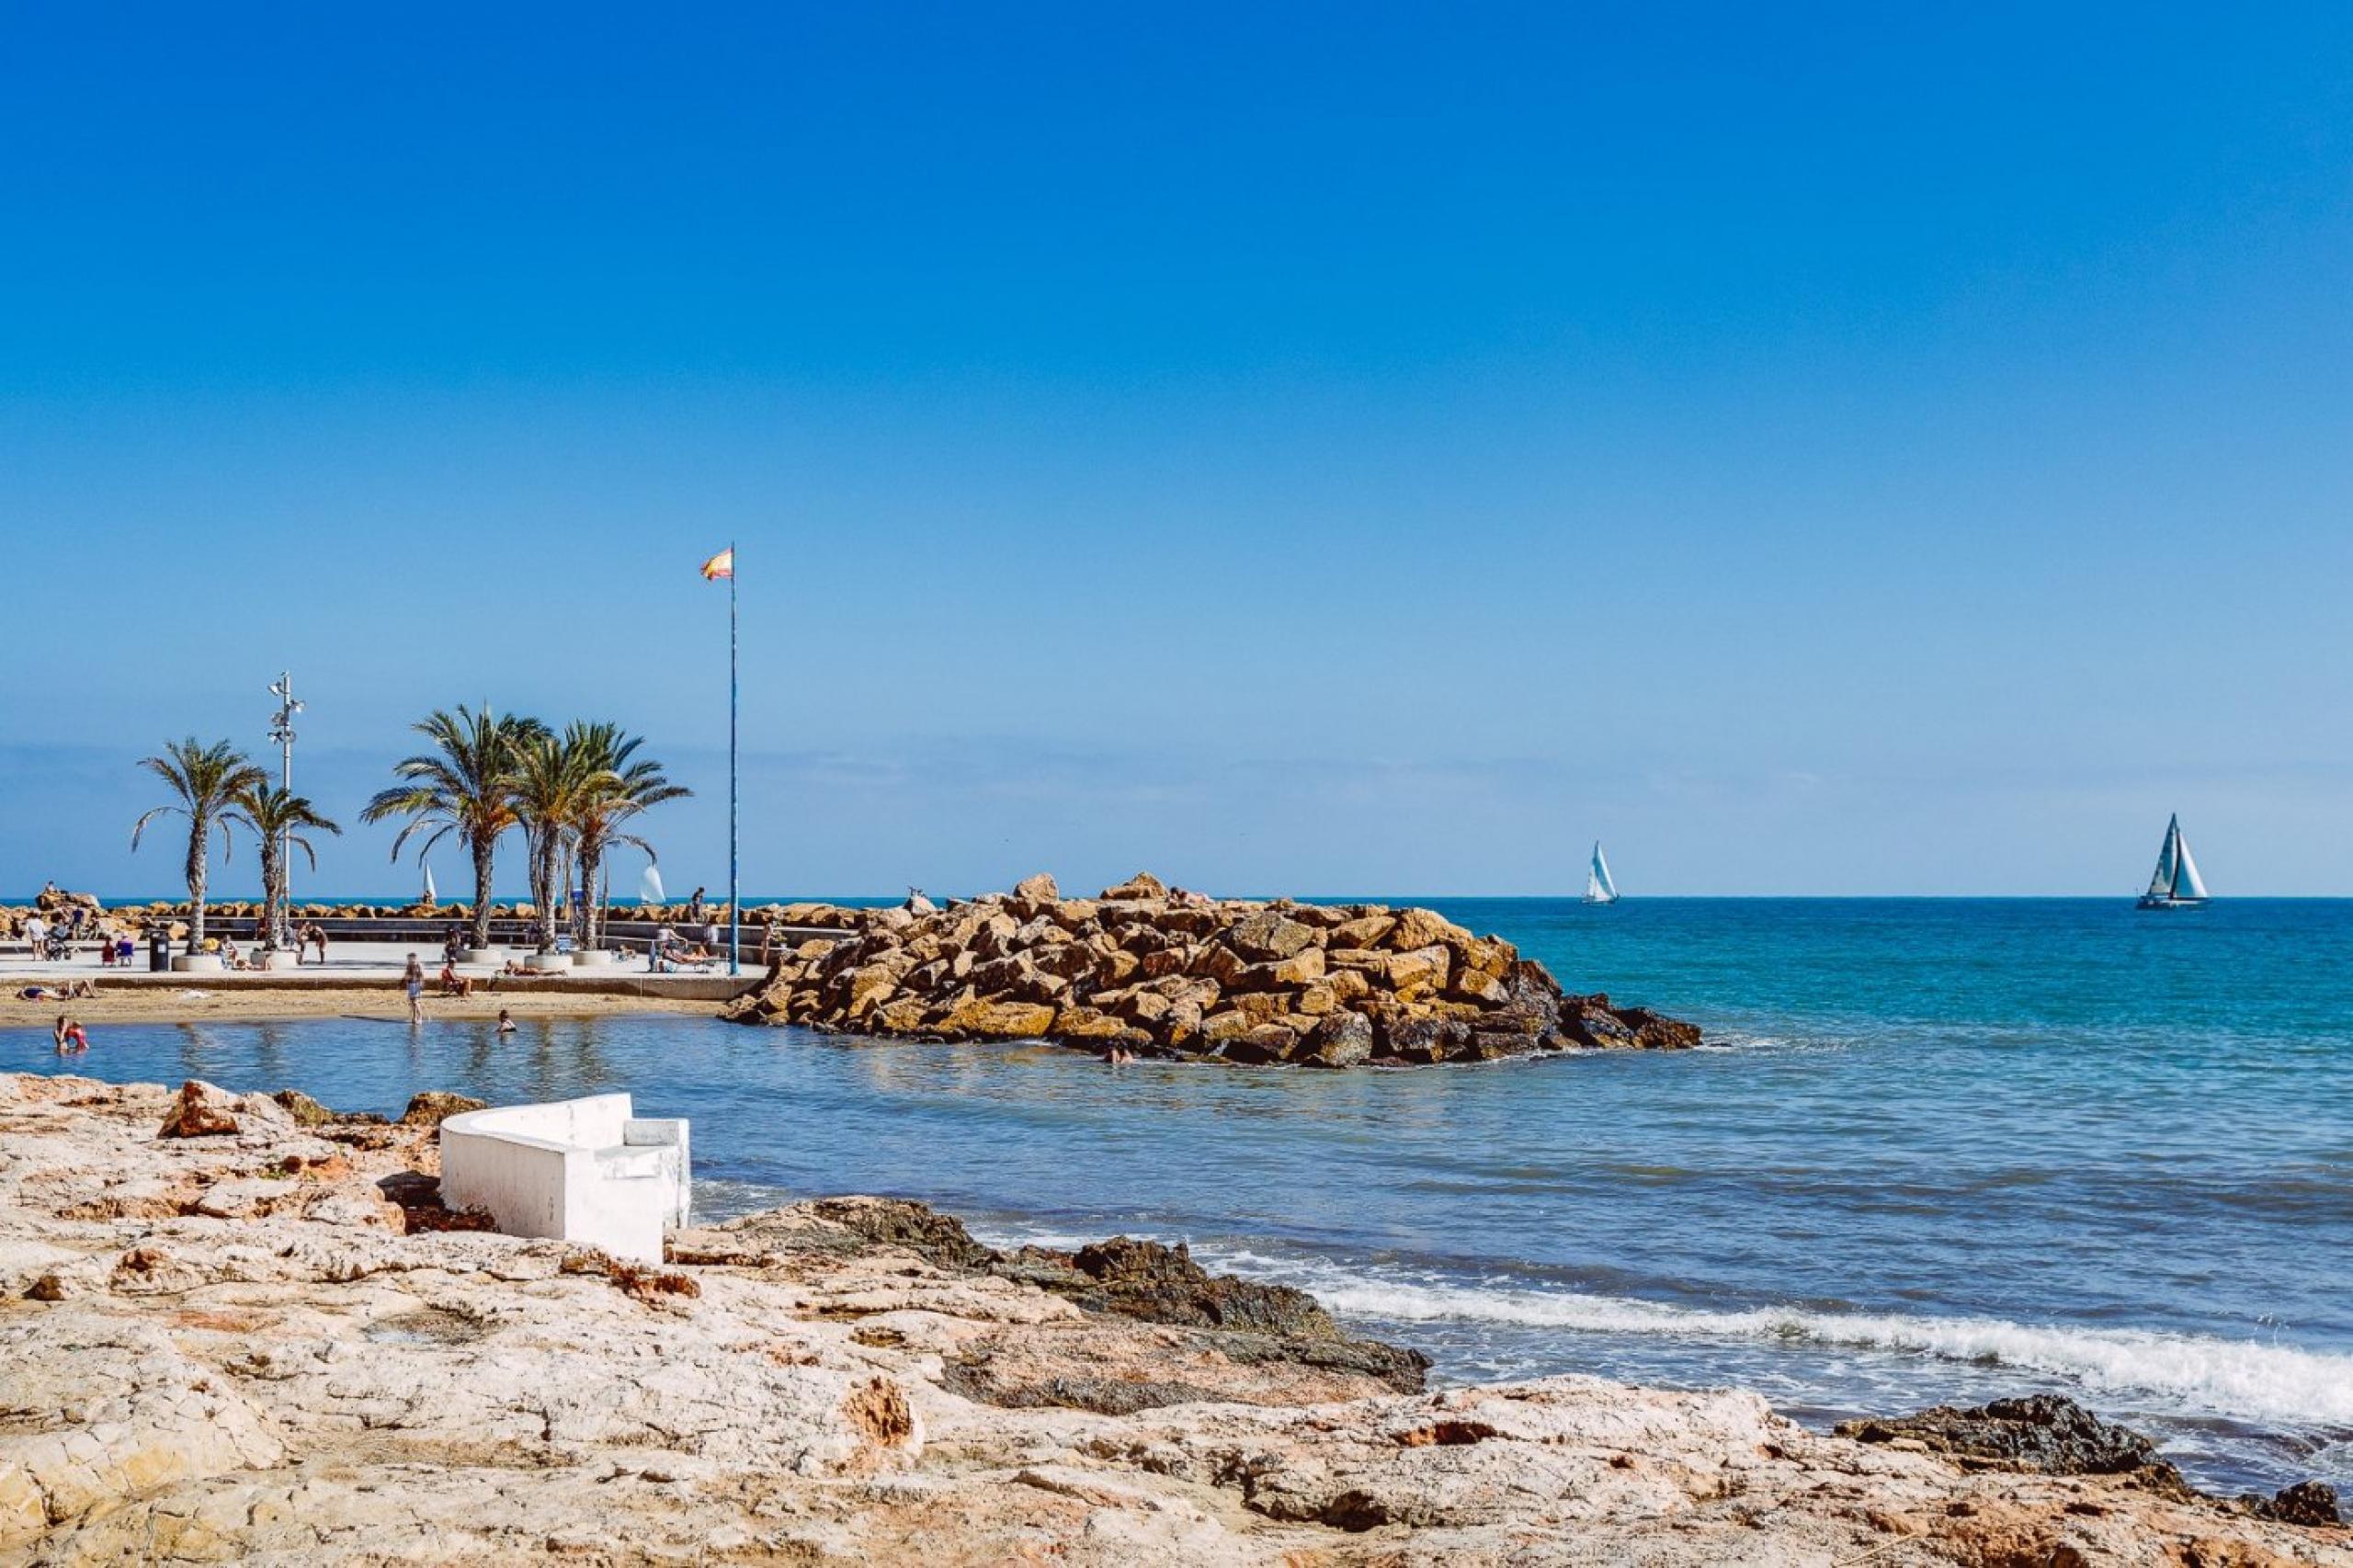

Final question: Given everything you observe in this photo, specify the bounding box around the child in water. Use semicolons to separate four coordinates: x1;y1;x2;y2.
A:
52;1016;88;1054
494;1008;517;1034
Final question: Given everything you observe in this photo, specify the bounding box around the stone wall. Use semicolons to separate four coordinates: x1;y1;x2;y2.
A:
721;872;1700;1067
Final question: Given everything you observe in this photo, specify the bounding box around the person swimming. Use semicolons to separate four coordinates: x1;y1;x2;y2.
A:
52;1015;88;1054
494;1008;517;1034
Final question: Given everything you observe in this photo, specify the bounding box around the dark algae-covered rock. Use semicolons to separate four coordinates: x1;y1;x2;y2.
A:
721;873;1701;1068
1841;1394;2345;1528
743;1197;1428;1414
803;1195;995;1270
2249;1479;2343;1528
1837;1393;2164;1475
1012;1233;1340;1337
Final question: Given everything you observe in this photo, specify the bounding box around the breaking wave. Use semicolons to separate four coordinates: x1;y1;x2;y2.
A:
1210;1254;2353;1429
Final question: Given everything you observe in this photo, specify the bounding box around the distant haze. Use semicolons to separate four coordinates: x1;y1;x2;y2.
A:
4;5;2348;897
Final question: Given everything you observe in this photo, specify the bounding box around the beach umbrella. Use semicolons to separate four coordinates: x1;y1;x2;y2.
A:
639;863;665;905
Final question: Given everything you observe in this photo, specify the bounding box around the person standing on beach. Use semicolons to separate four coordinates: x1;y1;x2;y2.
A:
403;953;425;1023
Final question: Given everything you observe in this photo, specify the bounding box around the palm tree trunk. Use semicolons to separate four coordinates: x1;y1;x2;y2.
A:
258;839;282;951
186;823;208;955
470;836;495;949
578;846;602;949
562;844;581;946
537;838;562;952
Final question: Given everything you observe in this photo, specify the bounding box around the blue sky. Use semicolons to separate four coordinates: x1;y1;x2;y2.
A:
4;3;2348;897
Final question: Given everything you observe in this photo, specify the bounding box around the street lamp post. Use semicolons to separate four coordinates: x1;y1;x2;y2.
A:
267;673;302;949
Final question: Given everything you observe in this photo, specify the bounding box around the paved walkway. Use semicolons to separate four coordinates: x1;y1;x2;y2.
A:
0;941;759;998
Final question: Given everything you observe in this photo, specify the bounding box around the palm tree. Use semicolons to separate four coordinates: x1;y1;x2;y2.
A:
507;727;619;954
132;738;269;955
564;722;691;952
231;785;341;952
360;706;541;949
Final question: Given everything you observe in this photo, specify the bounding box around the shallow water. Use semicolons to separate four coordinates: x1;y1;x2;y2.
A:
10;897;2349;1494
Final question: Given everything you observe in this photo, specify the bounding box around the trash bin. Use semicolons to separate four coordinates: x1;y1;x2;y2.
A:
149;932;172;972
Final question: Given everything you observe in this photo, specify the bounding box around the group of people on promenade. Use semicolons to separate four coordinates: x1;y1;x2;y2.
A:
400;952;517;1032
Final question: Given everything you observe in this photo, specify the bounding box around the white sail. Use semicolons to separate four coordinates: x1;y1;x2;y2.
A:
1586;841;1619;903
421;860;437;904
2170;825;2209;900
2139;814;2210;905
639;863;666;904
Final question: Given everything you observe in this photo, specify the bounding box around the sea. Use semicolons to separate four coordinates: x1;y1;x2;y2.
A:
9;896;2349;1495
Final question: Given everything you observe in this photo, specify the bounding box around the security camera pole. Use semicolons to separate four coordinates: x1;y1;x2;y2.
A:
267;673;303;948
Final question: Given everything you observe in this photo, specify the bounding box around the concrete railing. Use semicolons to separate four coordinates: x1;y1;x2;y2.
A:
438;1094;689;1265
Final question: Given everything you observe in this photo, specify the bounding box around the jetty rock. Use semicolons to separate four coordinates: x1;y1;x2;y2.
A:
4;1072;2344;1564
721;875;1701;1065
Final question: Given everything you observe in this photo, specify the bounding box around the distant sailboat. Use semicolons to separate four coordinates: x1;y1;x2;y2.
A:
420;860;437;906
2136;814;2209;910
1585;842;1620;905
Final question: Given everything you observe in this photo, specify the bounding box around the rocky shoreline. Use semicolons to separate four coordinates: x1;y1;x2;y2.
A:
1;1070;2342;1564
723;873;1701;1067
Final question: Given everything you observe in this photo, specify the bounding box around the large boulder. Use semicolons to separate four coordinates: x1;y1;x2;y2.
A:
1302;1011;1373;1069
1098;872;1167;901
1223;911;1317;962
158;1081;244;1139
400;1091;487;1128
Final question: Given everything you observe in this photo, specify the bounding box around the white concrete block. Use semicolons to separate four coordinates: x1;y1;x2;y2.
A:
439;1094;690;1265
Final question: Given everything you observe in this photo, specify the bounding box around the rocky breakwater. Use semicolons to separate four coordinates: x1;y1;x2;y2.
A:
3;1072;2343;1565
722;872;1699;1066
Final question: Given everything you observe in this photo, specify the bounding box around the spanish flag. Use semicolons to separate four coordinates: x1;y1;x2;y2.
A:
699;547;734;581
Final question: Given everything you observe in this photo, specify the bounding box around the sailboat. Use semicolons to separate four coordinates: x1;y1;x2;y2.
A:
1584;841;1620;905
2135;814;2209;910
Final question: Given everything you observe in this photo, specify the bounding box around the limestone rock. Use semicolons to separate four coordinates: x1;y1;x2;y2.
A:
158;1079;243;1138
0;1074;2347;1565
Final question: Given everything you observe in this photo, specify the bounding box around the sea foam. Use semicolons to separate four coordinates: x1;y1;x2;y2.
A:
962;1215;2353;1429
1222;1255;2353;1429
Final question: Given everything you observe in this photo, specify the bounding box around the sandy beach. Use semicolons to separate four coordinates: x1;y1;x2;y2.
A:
3;985;715;1028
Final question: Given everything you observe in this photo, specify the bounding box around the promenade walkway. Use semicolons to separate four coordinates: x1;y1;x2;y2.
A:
0;940;767;1002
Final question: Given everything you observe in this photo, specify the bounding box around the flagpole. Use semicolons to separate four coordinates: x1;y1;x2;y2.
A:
728;540;740;977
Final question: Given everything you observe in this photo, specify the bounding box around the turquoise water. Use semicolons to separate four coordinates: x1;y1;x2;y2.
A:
9;898;2348;1494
